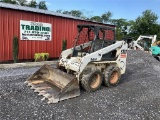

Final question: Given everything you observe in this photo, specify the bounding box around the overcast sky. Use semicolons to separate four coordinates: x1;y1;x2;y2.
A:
37;0;160;22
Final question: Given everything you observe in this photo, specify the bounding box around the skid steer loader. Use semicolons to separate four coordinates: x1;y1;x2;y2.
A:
129;35;157;52
128;35;160;61
25;25;128;104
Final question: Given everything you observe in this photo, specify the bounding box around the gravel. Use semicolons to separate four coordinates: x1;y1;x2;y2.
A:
0;50;160;120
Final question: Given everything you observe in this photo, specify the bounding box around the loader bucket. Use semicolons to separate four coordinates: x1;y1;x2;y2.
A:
25;64;80;104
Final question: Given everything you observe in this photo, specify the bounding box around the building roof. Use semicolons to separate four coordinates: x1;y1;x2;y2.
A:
0;2;115;27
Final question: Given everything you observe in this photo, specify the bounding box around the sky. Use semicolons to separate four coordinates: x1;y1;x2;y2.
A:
36;0;160;23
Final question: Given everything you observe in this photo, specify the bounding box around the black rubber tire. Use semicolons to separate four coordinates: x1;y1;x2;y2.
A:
155;56;160;61
81;70;103;92
104;65;121;87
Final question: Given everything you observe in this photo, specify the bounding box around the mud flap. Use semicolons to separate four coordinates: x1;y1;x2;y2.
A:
25;64;80;104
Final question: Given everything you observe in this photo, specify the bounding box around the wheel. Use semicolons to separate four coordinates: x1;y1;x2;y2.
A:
104;65;121;87
81;70;102;92
156;56;160;61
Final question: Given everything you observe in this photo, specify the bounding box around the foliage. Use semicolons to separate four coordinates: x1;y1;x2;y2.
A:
38;1;47;10
57;10;112;23
56;10;84;18
90;16;102;23
56;9;159;40
111;18;130;40
1;0;27;5
16;0;27;6
34;53;49;62
1;0;17;4
89;11;112;23
70;10;83;17
115;27;124;40
13;35;19;63
56;9;63;13
62;39;67;51
111;10;160;40
28;0;37;8
155;24;160;37
1;0;48;10
101;11;112;23
129;10;159;39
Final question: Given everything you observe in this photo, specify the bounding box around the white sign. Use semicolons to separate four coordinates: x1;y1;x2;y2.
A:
20;20;52;41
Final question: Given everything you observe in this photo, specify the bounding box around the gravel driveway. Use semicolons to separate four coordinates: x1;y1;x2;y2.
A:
0;50;160;120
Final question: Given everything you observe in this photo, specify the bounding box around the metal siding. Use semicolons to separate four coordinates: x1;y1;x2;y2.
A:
0;8;3;60
0;8;115;61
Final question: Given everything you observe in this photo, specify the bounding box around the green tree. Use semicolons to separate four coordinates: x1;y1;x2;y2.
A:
62;10;71;15
38;1;47;10
16;0;27;6
70;10;83;17
90;16;102;22
101;11;112;23
90;11;112;23
56;9;63;13
1;0;48;10
62;39;67;51
13;35;19;63
129;10;159;38
28;0;37;8
111;18;130;40
1;0;17;4
154;24;160;37
56;10;84;18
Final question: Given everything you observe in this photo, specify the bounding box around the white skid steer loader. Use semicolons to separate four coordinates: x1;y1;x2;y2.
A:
25;25;128;104
129;35;157;52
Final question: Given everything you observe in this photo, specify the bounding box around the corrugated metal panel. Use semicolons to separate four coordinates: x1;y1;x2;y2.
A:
0;7;115;61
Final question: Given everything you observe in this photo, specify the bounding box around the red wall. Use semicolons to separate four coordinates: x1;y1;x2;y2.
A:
0;8;115;61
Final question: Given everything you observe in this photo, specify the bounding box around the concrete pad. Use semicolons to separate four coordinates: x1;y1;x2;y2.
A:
0;61;58;69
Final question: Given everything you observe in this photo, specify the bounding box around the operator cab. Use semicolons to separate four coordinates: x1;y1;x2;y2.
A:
72;24;117;60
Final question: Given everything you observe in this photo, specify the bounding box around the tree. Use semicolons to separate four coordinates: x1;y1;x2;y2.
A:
13;35;19;63
70;10;83;17
111;18;130;40
101;11;112;23
62;10;71;15
1;0;48;10
16;0;27;6
153;24;160;37
129;10;159;38
38;1;47;10
1;0;17;4
56;9;63;13
89;11;113;23
90;16;102;23
28;0;37;8
56;10;85;18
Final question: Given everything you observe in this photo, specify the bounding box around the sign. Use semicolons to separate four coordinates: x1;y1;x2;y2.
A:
20;20;52;41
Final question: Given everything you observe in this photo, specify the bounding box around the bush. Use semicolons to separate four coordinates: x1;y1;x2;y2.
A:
34;53;49;62
13;36;19;63
62;39;67;51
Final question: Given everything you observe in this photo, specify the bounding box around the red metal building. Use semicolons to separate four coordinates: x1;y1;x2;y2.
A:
0;2;115;61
